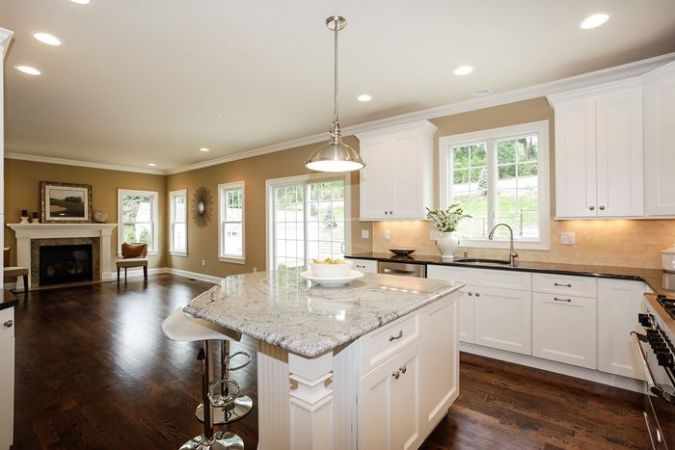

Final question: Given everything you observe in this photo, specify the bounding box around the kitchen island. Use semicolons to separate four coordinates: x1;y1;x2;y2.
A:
185;271;463;450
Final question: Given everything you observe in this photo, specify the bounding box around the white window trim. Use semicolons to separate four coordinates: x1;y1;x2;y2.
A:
218;181;246;264
117;189;160;257
439;120;550;251
265;173;352;271
169;189;188;257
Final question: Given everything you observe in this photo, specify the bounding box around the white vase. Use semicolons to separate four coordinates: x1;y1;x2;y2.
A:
436;232;461;260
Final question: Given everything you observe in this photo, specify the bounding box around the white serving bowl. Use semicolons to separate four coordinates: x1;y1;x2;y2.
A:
309;260;353;278
662;246;675;272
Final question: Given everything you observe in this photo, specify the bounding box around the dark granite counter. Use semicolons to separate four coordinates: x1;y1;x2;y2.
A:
1;290;18;311
346;252;674;296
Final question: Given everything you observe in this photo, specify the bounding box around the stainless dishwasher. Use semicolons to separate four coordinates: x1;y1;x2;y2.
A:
378;260;426;278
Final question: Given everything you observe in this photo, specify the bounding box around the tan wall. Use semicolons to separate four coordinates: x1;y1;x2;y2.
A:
4;159;167;268
166;136;372;277
372;97;675;269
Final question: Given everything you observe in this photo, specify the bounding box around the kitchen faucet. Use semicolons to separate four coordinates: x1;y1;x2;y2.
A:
488;223;518;267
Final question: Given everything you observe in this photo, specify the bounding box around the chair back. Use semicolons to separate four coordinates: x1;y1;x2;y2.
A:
3;247;10;267
121;242;148;259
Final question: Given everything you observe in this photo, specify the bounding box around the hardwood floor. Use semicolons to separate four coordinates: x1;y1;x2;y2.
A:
10;274;649;450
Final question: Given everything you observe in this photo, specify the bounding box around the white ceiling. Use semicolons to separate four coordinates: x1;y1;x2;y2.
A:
2;0;675;172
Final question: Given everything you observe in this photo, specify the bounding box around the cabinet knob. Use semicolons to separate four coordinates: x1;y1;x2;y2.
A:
475;292;481;298
392;370;400;380
589;206;595;211
467;292;473;296
399;365;407;374
599;205;606;211
3;320;13;328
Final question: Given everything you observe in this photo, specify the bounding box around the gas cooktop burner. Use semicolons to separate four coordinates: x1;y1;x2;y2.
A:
657;295;675;320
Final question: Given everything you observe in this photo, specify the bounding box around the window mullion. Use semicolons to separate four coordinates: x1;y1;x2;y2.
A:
487;138;497;236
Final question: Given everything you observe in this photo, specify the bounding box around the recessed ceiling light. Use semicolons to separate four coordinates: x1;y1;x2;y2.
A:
453;65;474;76
33;32;62;46
69;0;91;4
15;65;41;76
147;163;157;167
474;88;492;97
199;147;210;152
357;94;372;102
580;13;609;30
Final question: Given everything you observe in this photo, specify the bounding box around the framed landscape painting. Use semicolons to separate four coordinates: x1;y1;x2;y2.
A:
40;181;92;223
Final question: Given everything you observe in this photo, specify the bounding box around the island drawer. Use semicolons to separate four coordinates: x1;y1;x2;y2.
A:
532;273;597;298
349;258;378;274
359;312;420;375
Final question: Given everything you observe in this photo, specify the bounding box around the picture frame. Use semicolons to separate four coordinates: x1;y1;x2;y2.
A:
40;181;93;223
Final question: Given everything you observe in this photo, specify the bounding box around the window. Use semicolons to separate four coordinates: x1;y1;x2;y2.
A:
118;189;159;255
218;182;245;263
439;121;550;249
267;174;349;271
169;189;187;256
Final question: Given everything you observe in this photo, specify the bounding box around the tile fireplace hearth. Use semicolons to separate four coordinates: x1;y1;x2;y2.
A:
7;223;117;290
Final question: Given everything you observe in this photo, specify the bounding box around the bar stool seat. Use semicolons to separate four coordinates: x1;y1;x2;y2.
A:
163;307;250;450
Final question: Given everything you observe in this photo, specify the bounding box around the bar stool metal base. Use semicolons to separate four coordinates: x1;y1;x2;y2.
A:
178;431;244;450
195;395;253;424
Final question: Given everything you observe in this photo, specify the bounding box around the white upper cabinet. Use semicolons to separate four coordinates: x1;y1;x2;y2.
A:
549;81;644;218
357;121;436;221
644;61;675;216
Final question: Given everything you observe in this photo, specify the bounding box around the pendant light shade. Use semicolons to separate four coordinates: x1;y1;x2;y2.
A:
305;16;365;173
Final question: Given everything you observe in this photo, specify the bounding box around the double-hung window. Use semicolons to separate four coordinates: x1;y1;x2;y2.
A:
439;120;550;249
118;189;159;255
267;174;349;271
218;182;245;263
169;189;187;256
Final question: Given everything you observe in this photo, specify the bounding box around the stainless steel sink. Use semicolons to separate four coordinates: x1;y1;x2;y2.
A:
454;258;512;266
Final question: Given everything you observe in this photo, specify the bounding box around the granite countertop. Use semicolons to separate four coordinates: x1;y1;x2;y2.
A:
346;252;674;296
184;271;463;358
0;290;18;311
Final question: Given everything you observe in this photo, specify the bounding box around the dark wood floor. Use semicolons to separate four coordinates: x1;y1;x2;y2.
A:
10;274;649;450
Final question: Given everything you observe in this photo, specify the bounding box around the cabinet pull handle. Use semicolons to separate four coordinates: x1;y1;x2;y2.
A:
399;365;407;374
554;297;572;303
589;206;595;211
392;370;400;380
553;282;572;288
389;330;403;341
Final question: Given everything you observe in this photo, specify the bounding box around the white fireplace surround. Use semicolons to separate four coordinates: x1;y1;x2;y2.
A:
7;223;117;290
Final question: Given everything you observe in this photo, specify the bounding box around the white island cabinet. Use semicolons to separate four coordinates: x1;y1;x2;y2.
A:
0;307;15;450
184;271;463;450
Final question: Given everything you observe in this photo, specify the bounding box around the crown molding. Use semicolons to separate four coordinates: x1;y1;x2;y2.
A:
0;27;14;58
4;152;168;175
167;52;675;175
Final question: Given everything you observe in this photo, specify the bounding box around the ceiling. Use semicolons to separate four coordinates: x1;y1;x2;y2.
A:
2;0;675;172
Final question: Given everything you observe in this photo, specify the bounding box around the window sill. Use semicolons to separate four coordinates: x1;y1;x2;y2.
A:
170;251;188;257
219;256;245;264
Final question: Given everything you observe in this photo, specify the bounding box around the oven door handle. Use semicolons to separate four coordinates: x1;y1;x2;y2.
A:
631;331;675;404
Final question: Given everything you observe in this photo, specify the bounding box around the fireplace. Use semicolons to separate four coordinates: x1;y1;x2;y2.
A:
39;244;94;286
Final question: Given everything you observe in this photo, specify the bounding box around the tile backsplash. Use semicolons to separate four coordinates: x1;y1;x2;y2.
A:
371;219;675;269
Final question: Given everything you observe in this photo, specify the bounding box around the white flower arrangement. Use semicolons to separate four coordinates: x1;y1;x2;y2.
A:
425;204;471;233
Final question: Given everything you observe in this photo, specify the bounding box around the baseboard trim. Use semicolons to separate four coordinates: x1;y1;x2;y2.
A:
460;342;645;393
166;268;223;284
115;267;170;281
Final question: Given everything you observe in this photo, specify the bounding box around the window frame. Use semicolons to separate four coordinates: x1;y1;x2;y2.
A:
169;189;188;257
117;189;160;257
265;173;352;271
218;181;246;264
439;120;550;250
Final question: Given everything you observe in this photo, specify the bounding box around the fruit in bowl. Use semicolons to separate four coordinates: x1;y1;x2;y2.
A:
309;258;353;278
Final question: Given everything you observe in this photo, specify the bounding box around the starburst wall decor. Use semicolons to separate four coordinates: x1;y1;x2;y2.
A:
191;186;213;227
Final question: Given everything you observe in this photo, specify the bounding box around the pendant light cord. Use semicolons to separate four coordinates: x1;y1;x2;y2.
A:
333;19;339;129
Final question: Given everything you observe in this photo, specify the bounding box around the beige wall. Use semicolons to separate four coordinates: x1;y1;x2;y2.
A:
166;136;372;277
4;159;167;268
372;97;675;269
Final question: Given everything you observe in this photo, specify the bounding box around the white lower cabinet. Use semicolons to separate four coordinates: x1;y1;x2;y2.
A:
358;340;421;450
532;293;597;369
0;308;15;450
474;287;532;355
349;258;378;274
598;279;645;379
457;287;475;344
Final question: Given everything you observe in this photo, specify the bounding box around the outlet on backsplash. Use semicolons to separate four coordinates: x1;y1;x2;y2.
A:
560;232;576;246
383;229;391;241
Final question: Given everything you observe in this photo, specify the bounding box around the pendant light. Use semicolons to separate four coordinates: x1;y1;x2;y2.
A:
305;16;365;173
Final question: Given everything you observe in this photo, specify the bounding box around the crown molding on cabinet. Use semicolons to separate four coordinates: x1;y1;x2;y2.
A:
4;152;168;175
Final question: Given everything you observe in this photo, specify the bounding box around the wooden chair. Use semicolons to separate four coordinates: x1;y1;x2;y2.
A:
116;243;149;283
3;247;29;293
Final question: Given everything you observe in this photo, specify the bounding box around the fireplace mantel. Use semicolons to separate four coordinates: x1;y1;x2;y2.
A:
7;223;117;289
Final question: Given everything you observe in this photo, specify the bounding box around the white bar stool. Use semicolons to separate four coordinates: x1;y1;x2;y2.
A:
163;307;250;450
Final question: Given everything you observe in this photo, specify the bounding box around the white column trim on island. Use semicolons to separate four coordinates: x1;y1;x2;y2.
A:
7;223;117;289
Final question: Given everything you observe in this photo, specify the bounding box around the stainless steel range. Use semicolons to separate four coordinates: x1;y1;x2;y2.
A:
635;294;675;449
